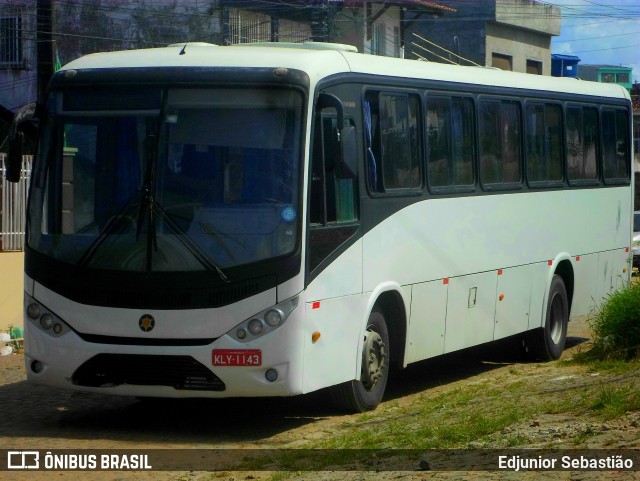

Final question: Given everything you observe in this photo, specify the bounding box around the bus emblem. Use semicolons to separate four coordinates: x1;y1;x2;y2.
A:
139;315;155;332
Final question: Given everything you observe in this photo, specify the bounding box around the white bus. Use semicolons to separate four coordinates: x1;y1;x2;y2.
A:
14;42;632;412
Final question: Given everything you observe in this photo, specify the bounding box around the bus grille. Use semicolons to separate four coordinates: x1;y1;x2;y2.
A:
72;354;225;391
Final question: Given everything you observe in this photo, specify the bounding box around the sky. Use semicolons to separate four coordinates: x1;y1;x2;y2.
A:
547;0;640;83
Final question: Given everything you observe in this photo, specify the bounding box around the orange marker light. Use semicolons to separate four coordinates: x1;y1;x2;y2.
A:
499;294;505;301
312;331;321;343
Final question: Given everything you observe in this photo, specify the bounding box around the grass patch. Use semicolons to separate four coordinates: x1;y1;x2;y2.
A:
578;281;640;360
314;383;537;450
588;385;640;420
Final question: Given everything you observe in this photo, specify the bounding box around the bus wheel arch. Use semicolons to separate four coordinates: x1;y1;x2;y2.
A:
554;259;574;316
328;289;407;412
375;290;408;370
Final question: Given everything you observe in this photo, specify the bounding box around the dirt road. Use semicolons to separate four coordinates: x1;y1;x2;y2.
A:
1;316;638;481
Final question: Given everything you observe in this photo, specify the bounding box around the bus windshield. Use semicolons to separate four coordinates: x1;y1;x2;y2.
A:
28;86;303;272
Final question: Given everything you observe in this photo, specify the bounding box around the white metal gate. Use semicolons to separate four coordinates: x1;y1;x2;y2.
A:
0;153;32;251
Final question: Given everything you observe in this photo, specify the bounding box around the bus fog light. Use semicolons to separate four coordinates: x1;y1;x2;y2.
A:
236;328;247;339
264;309;283;327
40;313;54;330
265;368;278;382
248;319;263;336
53;323;63;334
31;360;44;374
27;303;41;320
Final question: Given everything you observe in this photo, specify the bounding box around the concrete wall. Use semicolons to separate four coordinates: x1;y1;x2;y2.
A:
486;22;552;75
496;0;560;35
405;0;559;72
0;252;23;333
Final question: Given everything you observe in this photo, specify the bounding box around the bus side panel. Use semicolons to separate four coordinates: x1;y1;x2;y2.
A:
303;239;363;393
406;280;447;364
444;271;497;354
571;253;600;318
302;293;364;393
598;249;626;305
494;265;533;340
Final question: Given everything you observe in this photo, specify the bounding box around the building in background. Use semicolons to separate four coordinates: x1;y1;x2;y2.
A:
336;1;455;57
0;0;455;120
577;64;633;93
405;0;560;74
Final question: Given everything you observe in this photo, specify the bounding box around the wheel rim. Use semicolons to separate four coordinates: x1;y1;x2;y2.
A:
549;292;564;344
361;327;387;391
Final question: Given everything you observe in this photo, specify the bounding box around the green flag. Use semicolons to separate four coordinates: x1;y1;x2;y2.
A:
54;50;62;72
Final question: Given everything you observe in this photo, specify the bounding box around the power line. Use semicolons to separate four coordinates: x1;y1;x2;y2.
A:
553;31;638;43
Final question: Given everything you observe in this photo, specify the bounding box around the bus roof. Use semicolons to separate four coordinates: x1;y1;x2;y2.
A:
61;43;630;101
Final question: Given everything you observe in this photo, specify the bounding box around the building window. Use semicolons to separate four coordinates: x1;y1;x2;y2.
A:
0;13;22;68
393;26;401;58
492;53;512;71
526;60;542;75
616;72;629;83
372;23;386;56
601;72;615;83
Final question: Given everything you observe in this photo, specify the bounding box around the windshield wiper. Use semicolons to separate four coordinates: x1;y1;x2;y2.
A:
136;128;229;282
146;199;230;282
77;194;140;267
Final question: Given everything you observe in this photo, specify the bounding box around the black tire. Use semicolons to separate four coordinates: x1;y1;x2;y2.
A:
526;274;569;361
329;308;390;413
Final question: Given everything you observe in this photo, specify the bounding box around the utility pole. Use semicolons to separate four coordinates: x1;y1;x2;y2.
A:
36;0;54;105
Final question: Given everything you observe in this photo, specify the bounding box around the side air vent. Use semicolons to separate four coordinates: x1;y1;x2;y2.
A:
72;354;225;391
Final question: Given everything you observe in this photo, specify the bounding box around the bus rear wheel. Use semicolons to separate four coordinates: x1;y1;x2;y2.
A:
526;274;568;361
329;308;389;413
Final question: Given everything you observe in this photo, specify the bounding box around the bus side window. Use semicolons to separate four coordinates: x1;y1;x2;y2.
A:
479;99;522;187
525;103;563;185
365;91;422;193
426;95;475;190
566;106;598;182
310;114;357;225
602;109;630;182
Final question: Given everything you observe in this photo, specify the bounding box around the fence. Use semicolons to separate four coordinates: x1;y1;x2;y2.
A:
0;153;32;251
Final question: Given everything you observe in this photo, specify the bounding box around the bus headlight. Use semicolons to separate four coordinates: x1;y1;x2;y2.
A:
264;309;283;327
248;319;264;336
27;303;41;320
229;296;299;343
24;294;72;338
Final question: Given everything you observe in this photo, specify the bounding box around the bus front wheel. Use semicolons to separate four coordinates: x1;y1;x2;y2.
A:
329;308;389;413
526;274;568;361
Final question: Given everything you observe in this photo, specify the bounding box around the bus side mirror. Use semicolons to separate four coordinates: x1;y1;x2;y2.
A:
338;124;357;179
317;92;357;179
6;131;24;183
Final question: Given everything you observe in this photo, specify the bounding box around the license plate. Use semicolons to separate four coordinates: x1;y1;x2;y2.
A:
212;349;262;366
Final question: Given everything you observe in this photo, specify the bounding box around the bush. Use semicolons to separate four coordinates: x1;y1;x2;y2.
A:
585;281;640;360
